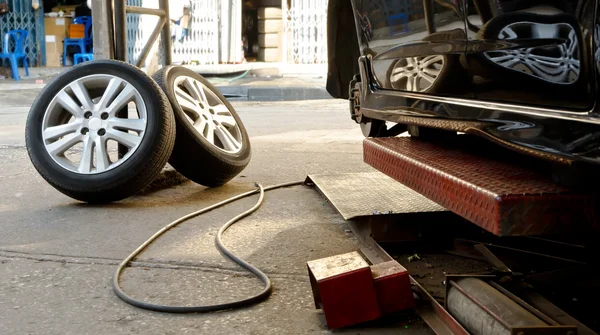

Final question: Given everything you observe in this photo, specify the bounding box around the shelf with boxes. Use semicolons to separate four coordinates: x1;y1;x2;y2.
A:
44;5;92;67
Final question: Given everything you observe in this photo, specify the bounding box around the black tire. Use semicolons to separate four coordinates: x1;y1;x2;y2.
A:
25;60;176;203
152;66;251;187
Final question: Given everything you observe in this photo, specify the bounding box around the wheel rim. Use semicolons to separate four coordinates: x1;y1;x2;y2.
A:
173;75;243;154
484;21;580;84
390;56;444;92
42;74;148;175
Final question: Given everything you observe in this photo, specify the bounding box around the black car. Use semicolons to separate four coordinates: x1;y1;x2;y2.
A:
326;0;600;175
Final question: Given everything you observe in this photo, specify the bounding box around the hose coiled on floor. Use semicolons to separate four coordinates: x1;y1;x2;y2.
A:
112;181;304;313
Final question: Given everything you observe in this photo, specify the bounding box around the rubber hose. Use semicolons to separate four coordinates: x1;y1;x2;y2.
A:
112;181;304;313
208;69;251;83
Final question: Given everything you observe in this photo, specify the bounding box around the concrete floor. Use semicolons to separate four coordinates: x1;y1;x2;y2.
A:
0;91;431;334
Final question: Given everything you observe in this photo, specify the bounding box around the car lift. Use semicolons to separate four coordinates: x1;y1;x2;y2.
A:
94;2;598;334
307;134;598;334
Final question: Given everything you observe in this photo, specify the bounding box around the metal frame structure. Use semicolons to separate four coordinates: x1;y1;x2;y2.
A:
93;0;171;67
115;0;171;66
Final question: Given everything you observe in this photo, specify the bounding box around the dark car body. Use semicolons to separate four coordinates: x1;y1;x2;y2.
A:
326;0;600;167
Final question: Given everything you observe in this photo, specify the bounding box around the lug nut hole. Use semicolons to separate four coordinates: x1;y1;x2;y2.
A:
98;128;106;136
81;127;89;135
101;112;109;120
84;111;93;119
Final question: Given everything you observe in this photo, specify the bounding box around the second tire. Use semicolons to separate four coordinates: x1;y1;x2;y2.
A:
152;66;251;187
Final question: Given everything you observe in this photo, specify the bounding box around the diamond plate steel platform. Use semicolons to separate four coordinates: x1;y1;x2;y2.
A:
306;172;446;220
363;137;599;236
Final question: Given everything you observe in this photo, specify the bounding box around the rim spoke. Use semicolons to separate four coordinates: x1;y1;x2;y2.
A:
204;123;215;144
395;64;413;73
43;122;80;141
500;27;518;39
78;137;94;173
188;78;208;106
106;128;142;148
420;56;442;68
109;118;146;133
213;112;236;127
95;137;110;172
46;133;82;156
422;67;441;77
408;75;418;91
212;104;229;114
98;77;124;109
215;125;241;151
175;87;199;112
493;57;521;68
106;83;136;115
56;91;84;118
391;71;410;82
488;52;517;62
69;80;94;112
419;72;437;84
195;116;208;132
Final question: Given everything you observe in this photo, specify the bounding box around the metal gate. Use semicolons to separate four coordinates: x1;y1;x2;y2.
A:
126;0;144;65
172;0;219;64
126;0;219;65
0;0;44;66
285;0;328;64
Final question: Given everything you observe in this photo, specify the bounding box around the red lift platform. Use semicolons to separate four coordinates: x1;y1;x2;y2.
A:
363;136;599;236
308;135;598;334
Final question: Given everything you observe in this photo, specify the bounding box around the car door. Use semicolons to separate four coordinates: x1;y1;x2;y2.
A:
361;0;472;98
463;0;595;110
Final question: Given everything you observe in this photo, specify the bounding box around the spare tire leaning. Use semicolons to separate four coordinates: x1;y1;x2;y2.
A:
152;66;251;187
25;60;176;203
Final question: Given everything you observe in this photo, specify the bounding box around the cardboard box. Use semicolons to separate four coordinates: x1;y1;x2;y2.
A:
45;36;62;67
45;17;72;36
51;5;77;13
44;17;72;67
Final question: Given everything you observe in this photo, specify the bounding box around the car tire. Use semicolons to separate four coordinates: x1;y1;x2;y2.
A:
152;66;251;187
25;60;176;203
360;119;387;137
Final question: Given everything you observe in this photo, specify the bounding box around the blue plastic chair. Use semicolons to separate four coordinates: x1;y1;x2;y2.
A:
389;13;409;36
74;53;94;65
0;30;29;81
63;16;93;66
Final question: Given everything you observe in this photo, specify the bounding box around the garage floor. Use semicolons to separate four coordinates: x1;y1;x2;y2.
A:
0;97;432;334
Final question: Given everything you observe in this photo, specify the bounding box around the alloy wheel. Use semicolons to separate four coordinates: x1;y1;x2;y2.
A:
390;56;445;92
173;76;243;154
485;21;580;84
42;74;147;174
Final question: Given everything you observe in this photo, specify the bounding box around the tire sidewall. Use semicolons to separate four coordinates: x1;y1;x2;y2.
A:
158;66;251;167
26;60;170;191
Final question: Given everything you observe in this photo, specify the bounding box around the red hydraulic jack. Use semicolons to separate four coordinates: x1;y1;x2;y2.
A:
307;251;414;329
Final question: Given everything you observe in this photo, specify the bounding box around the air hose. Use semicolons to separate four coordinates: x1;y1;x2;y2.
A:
112;180;304;313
